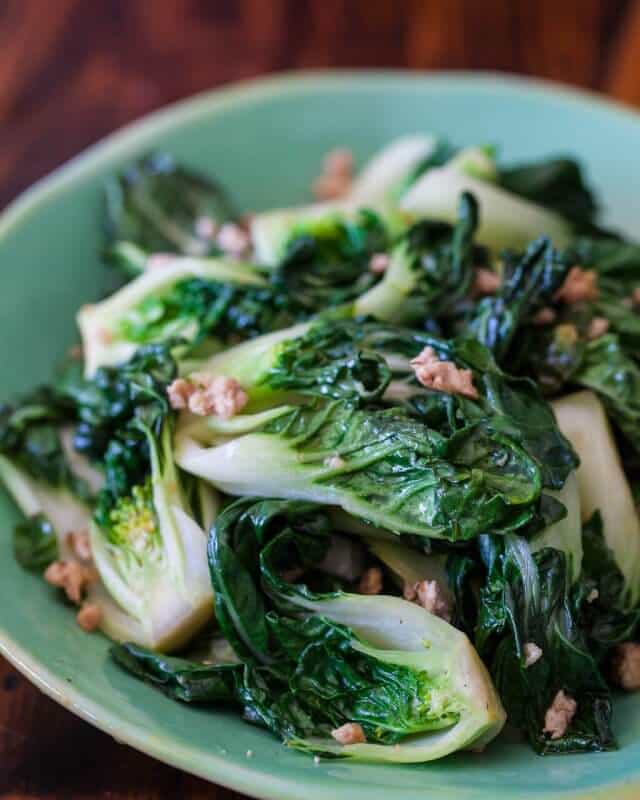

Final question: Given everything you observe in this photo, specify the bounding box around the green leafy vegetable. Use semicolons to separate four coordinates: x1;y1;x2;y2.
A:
13;513;59;571
87;414;214;650
476;534;615;754
9;136;640;766
111;643;241;703
0;384;99;566
205;498;506;758
178;397;548;542
466;237;570;364
354;192;480;325
191;319;577;493
77;257;271;376
498;158;598;231
104;153;238;270
59;343;215;649
177;355;573;542
70;342;176;520
273;209;388;309
578;513;640;658
489;237;640;445
0;386;91;500
194;320;391;409
572;335;640;454
206;499;329;662
113;497;505;761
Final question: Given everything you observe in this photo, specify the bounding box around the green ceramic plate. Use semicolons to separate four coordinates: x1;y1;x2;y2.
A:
1;71;639;800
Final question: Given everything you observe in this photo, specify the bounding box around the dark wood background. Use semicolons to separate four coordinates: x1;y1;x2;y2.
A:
2;0;640;797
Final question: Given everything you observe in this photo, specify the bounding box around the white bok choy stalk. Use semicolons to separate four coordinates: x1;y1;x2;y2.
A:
346;134;439;206
0;387;103;566
552;390;640;606
286;593;507;761
400;147;572;251
529;471;583;583
175;318;578;544
78;255;266;377
89;421;216;651
250;202;380;268
365;537;454;605
201;497;507;761
113;496;507;761
250;135;440;266
0;453;93;561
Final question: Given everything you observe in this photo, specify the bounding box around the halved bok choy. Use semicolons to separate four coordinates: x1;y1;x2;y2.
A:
113;498;506;761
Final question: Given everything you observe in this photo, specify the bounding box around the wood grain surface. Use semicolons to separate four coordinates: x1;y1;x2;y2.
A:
1;1;639;797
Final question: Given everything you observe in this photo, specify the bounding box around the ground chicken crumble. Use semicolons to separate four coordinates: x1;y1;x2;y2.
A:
554;266;599;304
472;268;501;297
611;642;640;691
358;566;383;595
404;579;451;621
411;346;479;400
331;722;367;745
543;690;577;740
312;147;353;200
44;561;97;605
168;374;248;419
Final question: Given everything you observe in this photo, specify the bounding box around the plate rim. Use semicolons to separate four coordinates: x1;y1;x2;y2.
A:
1;69;639;800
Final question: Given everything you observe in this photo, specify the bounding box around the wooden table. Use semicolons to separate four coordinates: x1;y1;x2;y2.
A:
1;0;639;797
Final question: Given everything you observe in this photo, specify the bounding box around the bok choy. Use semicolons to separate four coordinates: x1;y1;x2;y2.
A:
69;344;216;649
6;132;640;766
114;498;506;760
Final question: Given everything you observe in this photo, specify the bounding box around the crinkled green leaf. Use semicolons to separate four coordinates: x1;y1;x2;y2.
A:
577;512;640;657
276;209;389;309
0;385;91;501
573;335;640;454
476;535;615;754
466;237;570;363
111;643;241;703
103;152;238;270
69;343;177;524
498;158;598;231
263;321;392;402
